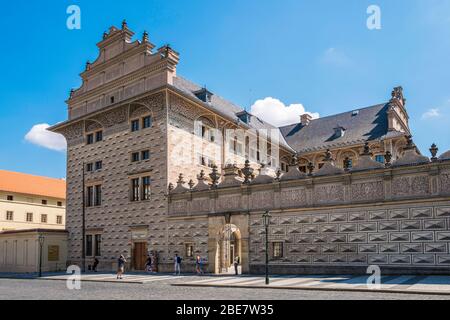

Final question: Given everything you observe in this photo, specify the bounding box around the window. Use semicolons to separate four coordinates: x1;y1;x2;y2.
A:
41;214;48;223
56;216;63;225
142;176;151;201
185;244;194;258
6;211;13;221
94;235;102;256
299;166;307;173
272;242;284;259
141;150;150;161
94;185;102;206
143;116;152;129
110;96;115;104
57;201;63;207
26;213;33;222
7;195;13;201
42;200;47;205
86;163;94;172
86;235;93;257
343;159;353;168
95;161;103;170
86;186;94;207
131;152;140;163
375;155;385;164
131;178;140;202
131;119;140;132
95;131;103;142
86;134;94;145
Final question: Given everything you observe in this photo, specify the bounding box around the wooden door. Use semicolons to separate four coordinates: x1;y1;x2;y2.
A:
133;242;147;271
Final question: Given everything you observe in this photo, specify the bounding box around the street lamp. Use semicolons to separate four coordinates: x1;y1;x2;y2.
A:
38;235;45;277
262;211;271;285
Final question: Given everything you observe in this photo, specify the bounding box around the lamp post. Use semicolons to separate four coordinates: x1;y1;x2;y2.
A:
262;211;271;285
38;235;45;277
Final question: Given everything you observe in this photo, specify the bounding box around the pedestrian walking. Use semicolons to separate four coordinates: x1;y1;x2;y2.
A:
174;254;182;276
145;255;152;273
195;255;204;275
117;255;127;279
92;257;99;272
234;256;240;276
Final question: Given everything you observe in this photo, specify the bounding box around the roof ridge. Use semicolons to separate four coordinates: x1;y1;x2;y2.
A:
279;102;388;129
0;169;65;181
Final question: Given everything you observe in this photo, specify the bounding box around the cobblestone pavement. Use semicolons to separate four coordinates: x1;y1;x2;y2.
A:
6;273;450;295
0;275;450;300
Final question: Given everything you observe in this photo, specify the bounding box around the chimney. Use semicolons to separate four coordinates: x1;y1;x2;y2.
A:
301;114;313;126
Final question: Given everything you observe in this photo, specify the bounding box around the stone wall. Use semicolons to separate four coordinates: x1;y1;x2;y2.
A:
169;157;450;274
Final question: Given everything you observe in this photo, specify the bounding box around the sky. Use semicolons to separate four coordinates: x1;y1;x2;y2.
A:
0;0;449;179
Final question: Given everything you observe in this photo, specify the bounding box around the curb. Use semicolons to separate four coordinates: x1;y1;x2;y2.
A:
171;283;450;296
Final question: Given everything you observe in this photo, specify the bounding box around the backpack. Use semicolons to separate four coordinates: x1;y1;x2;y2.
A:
176;256;182;264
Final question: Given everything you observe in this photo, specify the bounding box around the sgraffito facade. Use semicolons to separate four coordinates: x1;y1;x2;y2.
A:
169;145;450;274
51;22;450;274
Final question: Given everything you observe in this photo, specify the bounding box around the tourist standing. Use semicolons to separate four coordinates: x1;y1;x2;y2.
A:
174;254;182;276
234;256;240;276
117;255;127;279
195;255;203;275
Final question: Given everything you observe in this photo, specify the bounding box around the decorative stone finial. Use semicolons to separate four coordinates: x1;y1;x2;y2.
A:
362;142;372;156
69;89;75;99
198;170;206;181
307;162;315;175
343;157;352;171
122;19;128;30
291;153;299;166
177;173;185;185
168;183;174;193
324;149;333;162
430;143;439;161
188;179;195;190
390;86;406;106
405;135;415;150
85;61;91;71
142;31;149;43
275;168;282;181
384;151;393;167
103;32;108;39
209;165;220;188
241;160;254;184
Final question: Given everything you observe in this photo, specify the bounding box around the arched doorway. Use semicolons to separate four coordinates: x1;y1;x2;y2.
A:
216;224;242;274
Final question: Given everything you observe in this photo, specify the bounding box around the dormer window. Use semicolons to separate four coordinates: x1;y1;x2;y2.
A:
194;88;213;103
333;127;346;139
236;111;252;124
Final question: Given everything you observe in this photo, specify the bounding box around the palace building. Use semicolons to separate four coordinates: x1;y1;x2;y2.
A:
0;170;67;273
51;22;450;274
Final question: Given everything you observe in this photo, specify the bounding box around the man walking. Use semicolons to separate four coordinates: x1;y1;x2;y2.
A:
174;254;182;276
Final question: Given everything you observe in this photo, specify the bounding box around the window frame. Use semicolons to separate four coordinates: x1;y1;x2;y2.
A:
6;211;14;221
272;242;284;260
26;212;33;222
41;214;48;224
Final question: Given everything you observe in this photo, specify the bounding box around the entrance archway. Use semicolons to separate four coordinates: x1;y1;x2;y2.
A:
216;224;242;274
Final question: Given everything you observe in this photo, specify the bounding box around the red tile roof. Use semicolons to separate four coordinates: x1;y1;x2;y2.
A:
0;170;66;199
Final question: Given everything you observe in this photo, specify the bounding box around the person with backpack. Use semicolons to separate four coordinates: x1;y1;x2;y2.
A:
174;254;182;276
117;255;127;280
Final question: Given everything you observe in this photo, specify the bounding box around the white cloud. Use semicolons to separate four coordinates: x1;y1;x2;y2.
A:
422;108;441;120
250;97;319;127
25;124;67;152
320;47;351;67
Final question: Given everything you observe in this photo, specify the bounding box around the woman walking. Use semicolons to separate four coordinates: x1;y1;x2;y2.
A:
117;255;127;280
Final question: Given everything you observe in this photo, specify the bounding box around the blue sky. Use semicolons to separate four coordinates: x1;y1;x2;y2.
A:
0;0;449;178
